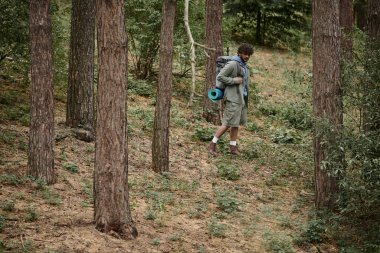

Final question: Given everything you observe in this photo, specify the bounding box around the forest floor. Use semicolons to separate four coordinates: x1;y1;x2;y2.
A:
0;48;338;253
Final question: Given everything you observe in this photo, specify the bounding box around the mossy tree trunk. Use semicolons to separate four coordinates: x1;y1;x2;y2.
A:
28;0;55;185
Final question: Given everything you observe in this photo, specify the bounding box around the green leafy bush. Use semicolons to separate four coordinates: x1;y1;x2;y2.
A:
257;103;281;117
1;199;15;212
0;0;30;80
126;0;162;79
301;218;327;243
128;78;155;97
319;29;380;250
25;206;38;222
214;188;240;214
217;163;240;180
242;142;261;160
263;231;295;253
0;215;5;232
246;121;263;132
0;173;26;186
271;129;299;144
280;102;313;130
192;126;214;142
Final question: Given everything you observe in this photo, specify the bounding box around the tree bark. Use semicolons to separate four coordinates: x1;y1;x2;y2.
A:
94;0;137;238
367;0;380;38
28;0;55;185
363;0;380;132
202;0;223;125
354;0;367;31
66;0;96;130
340;0;354;59
152;0;176;173
312;0;342;209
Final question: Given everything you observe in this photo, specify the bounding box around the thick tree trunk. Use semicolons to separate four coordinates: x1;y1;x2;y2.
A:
28;0;55;184
363;0;380;132
152;0;176;173
94;0;136;238
367;0;380;38
312;0;342;209
354;1;367;31
202;0;223;125
66;0;95;130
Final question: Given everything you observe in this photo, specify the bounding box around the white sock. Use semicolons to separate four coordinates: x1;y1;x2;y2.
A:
212;136;219;143
230;141;237;146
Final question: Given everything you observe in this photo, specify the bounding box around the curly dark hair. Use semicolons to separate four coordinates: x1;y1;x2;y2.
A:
237;43;254;55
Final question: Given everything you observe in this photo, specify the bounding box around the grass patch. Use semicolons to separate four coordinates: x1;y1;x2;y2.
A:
208;218;227;238
0;173;26;186
0;131;16;145
128;78;155;97
0;215;5;232
192;126;214;142
188;197;208;219
42;189;62;206
216;163;241;180
214;188;240;214
242;141;261;160
63;162;79;173
1;199;15;212
25;206;38;222
271;128;300;144
128;107;154;132
143;190;174;222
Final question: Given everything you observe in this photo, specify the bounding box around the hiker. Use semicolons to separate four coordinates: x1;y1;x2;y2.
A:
209;43;254;155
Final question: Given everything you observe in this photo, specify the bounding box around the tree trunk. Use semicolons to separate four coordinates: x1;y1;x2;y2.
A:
363;0;380;132
340;0;354;59
312;0;342;209
66;0;95;130
28;0;55;185
354;1;367;31
202;0;223;125
367;0;380;38
152;0;176;173
94;0;137;238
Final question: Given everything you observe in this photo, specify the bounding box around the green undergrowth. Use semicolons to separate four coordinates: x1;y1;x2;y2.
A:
0;48;336;252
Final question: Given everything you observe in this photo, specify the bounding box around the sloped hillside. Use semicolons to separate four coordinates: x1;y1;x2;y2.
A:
0;48;336;253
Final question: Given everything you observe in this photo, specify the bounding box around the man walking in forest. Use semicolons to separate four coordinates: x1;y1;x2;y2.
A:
209;43;254;155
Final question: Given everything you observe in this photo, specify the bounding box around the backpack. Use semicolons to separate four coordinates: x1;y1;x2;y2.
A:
208;55;238;102
215;56;237;90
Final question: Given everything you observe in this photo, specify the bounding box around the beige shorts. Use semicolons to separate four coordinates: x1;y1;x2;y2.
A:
222;100;247;127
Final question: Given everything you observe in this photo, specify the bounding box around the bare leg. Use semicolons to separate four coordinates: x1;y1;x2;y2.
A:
215;125;229;139
230;127;239;141
229;127;240;155
209;125;230;156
